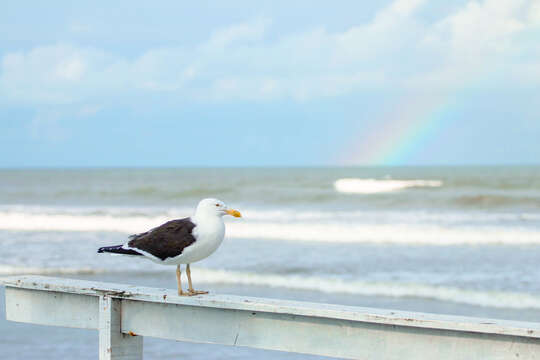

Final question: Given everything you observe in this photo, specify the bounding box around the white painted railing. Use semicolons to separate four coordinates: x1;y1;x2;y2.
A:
2;275;540;359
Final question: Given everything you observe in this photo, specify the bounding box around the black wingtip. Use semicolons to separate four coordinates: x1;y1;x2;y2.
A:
97;245;143;256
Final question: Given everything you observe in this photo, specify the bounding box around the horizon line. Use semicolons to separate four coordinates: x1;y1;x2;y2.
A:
1;163;539;170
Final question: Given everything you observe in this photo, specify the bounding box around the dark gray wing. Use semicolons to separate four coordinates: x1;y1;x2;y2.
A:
127;218;196;261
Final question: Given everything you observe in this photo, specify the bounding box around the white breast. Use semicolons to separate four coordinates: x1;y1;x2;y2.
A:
170;216;225;264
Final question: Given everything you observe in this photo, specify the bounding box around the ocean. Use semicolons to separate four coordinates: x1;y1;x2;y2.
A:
1;166;540;359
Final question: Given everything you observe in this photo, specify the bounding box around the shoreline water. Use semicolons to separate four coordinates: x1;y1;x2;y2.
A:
1;166;540;358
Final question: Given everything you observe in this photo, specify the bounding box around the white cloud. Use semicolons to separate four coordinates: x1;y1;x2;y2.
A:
432;0;526;58
205;18;270;49
0;44;115;104
0;0;539;106
412;0;538;88
56;57;86;81
530;0;540;23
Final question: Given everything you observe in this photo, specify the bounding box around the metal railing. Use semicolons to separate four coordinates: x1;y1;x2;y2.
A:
2;275;540;359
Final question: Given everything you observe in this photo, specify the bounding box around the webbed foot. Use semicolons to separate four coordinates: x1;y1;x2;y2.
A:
187;290;209;296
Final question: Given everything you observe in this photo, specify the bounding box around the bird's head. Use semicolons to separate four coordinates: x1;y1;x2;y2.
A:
196;198;242;218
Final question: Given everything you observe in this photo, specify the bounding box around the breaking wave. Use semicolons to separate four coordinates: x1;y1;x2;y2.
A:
334;178;443;194
227;223;540;245
0;265;104;276
193;269;540;309
1;209;539;245
0;211;169;233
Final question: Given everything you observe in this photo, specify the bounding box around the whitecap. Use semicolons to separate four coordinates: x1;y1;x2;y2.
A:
334;178;443;194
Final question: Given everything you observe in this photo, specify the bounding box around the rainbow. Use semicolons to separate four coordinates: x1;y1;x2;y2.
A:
339;94;459;165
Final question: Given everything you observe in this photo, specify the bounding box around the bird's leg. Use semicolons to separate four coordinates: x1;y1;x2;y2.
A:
186;263;208;295
186;263;194;293
176;265;186;296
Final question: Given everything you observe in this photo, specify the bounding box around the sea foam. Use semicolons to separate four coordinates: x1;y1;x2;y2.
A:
1;210;539;245
192;269;540;309
0;265;103;276
334;178;443;194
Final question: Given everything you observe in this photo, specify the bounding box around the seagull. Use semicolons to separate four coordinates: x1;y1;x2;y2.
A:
98;198;241;296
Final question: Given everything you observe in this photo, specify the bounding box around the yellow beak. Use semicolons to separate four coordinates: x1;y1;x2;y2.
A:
226;209;242;218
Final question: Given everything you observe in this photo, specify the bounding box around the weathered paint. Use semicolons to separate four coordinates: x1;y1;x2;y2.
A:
2;275;540;360
5;287;99;329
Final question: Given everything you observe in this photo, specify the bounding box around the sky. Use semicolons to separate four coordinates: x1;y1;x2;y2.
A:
1;0;539;167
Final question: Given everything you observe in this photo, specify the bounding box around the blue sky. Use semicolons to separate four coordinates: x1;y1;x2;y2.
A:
1;0;539;166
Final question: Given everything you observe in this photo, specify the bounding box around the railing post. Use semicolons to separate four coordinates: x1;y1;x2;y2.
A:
99;295;143;360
